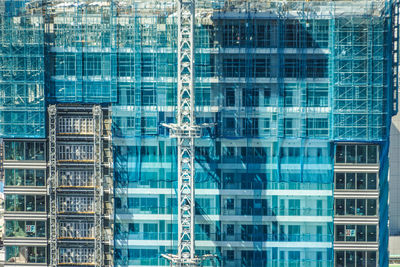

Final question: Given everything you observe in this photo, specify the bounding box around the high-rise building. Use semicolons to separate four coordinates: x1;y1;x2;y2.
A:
0;0;398;267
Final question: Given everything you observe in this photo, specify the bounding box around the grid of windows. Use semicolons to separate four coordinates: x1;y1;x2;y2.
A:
57;145;93;161
58;196;94;213
5;194;45;212
59;248;94;264
58;117;94;134
335;172;377;190
59;222;94;238
58;170;93;187
335;198;377;216
5;169;45;187
336;144;378;164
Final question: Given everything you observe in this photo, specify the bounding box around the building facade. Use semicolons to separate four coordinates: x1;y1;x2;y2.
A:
0;0;398;267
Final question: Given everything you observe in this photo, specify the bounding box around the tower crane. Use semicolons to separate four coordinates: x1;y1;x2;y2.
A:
161;0;214;266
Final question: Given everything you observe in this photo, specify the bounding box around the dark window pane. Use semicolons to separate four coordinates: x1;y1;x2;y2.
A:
14;170;24;186
346;199;355;215
25;143;35;160
357;173;366;189
37;221;45;237
346;251;355;267
346;145;356;163
357;251;366;266
367;225;376;242
35;143;45;160
16;195;24;211
335;225;345;241
367;145;378;164
367;199;377;216
336;251;345;267
26;195;35;211
25;170;34;186
357;225;366;241
336;145;345;163
367;173;377;190
5;142;15;160
36;247;46;263
367;251;376;267
336;173;345;189
336;199;345;215
346;173;355;189
36;196;45;212
227;224;234;236
35;170;45;186
5;169;15;186
357;145;367;163
357;199;366;215
14;142;24;160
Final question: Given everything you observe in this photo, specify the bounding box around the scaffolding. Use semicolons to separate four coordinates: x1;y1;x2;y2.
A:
0;0;398;267
47;104;113;267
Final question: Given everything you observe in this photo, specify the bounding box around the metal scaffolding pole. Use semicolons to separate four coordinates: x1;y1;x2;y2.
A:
93;105;103;267
48;105;58;267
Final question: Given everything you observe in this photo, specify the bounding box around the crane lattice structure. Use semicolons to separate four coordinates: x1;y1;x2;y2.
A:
161;0;213;266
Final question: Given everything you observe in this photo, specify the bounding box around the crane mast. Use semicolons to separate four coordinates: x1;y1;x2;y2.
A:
162;0;200;265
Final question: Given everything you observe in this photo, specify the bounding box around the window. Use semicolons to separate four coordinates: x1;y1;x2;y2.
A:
346;251;355;267
336;144;379;164
226;199;234;210
254;58;270;77
58;145;93;161
59;170;93;187
226;250;234;261
346;145;356;163
242;88;259;107
6;246;46;263
336;251;376;267
306;58;328;78
357;199;365;215
357;225;366;241
223;23;245;47
4;141;45;161
223;58;245;77
335;198;377;216
335;172;377;190
225;88;235;107
307;118;328;137
307;84;328;107
336;225;344;241
5;220;46;238
336;145;345;163
367;145;378;163
288;199;300;216
346;173;355;189
58;196;93;213
284;118;295;136
357;173;366;189
346;199;355;215
335;199;345;215
58;117;94;134
367;173;377;190
345;225;356;241
335;173;345;189
5;194;46;212
367;199;377;216
60;248;94;264
5;169;46;187
226;224;234;236
242;118;259;136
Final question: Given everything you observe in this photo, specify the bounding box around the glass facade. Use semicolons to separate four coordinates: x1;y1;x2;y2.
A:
0;1;397;267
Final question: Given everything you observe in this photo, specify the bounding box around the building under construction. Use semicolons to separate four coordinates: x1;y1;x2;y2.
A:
0;0;399;266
